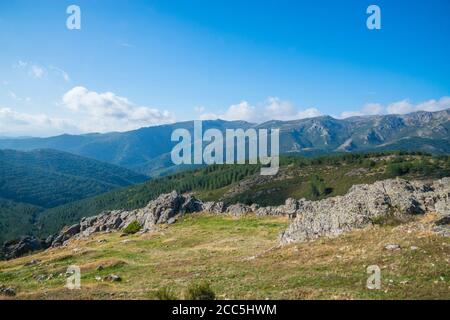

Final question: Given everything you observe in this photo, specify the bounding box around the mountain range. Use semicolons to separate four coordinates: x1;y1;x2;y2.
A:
0;109;448;176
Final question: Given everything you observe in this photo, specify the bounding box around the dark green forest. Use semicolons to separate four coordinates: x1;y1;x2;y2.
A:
0;149;148;207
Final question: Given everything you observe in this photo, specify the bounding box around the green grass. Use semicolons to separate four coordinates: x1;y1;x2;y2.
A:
1;213;449;300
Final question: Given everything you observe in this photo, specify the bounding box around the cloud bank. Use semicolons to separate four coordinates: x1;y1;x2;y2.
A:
0;87;174;136
198;97;322;123
0;107;77;137
339;97;450;119
62;86;174;133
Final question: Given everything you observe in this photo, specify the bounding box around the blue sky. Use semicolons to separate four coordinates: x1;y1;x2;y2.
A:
0;0;449;136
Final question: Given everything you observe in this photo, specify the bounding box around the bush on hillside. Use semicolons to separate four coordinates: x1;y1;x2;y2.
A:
185;282;216;300
122;220;141;235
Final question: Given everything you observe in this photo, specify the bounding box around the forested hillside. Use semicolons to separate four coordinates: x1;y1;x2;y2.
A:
0;149;148;208
0;149;149;243
0;198;41;244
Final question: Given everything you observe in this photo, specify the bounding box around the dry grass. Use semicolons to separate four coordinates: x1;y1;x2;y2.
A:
0;213;449;300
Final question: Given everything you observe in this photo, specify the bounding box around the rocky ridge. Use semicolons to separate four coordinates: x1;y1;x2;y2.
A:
2;177;449;259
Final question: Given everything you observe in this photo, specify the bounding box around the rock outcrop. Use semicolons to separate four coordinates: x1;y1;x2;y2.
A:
51;191;204;247
201;201;226;214
0;285;16;297
226;203;252;216
2;236;49;260
256;198;300;218
280;177;450;244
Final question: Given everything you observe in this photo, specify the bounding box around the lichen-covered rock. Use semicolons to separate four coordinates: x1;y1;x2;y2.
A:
280;177;449;245
50;191;206;247
226;203;252;216
284;198;300;218
2;236;46;260
51;223;81;247
202;201;225;214
255;198;304;218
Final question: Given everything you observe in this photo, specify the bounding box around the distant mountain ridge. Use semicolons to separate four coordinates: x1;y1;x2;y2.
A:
0;109;448;176
258;109;450;155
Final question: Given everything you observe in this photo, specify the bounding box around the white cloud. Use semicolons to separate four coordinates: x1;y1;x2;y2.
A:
296;108;322;119
386;99;414;114
340;97;450;118
62;86;174;132
14;60;46;79
7;90;31;103
49;66;70;82
362;103;384;115
340;103;384;118
0;86;175;136
263;97;295;120
386;97;450;115
15;60;70;81
0;107;77;137
198;101;257;122
199;97;321;123
194;106;205;113
263;97;321;120
8;91;17;100
222;101;256;121
198;101;255;121
414;96;450;113
30;65;45;78
16;60;28;68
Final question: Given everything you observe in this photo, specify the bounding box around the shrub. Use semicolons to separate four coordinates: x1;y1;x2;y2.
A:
122;220;141;235
185;282;215;300
306;175;332;199
154;287;178;300
386;163;410;176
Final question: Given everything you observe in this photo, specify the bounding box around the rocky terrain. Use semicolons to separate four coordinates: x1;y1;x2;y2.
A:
280;177;450;244
4;177;448;260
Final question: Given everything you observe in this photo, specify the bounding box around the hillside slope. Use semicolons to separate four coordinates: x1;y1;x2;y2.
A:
0;149;148;208
0;213;448;299
0;198;41;244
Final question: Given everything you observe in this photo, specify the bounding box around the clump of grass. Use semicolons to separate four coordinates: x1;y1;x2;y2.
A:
122;221;141;235
371;213;412;227
185;281;216;300
154;286;178;300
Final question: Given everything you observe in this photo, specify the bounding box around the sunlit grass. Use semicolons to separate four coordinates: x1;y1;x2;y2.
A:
0;213;448;300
